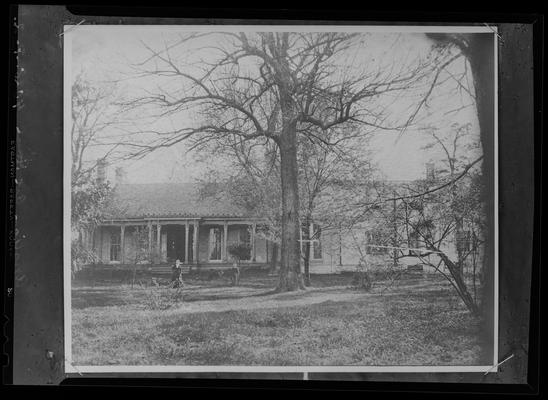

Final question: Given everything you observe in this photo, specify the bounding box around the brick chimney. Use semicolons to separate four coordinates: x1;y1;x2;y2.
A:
96;159;107;185
115;166;127;186
425;162;435;181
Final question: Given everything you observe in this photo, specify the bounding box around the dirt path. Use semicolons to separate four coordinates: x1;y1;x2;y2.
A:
72;277;453;322
162;280;448;315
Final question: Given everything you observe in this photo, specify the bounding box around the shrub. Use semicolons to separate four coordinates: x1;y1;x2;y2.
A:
227;242;252;263
71;239;100;275
352;259;372;291
141;286;185;311
352;270;372;291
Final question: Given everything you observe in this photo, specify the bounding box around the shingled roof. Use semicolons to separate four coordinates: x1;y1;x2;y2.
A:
104;182;249;219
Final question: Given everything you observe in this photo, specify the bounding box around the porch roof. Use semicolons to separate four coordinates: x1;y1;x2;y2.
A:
103;182;252;219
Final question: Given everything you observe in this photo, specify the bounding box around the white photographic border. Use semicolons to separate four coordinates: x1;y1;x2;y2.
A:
63;24;499;375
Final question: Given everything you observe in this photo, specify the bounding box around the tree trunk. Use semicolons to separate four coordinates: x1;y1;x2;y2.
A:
131;266;137;289
392;196;398;268
269;241;279;274
273;35;304;292
438;251;480;315
276;124;305;292
303;218;311;286
455;219;465;276
426;31;495;340
466;37;495;320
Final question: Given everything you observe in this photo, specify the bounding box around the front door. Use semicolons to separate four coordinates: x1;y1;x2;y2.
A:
166;226;185;262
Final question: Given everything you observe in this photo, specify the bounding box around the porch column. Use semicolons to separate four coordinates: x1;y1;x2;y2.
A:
156;223;161;264
223;221;228;262
251;222;256;262
193;221;200;264
147;221;152;259
98;228;103;261
120;225;126;264
184;221;189;264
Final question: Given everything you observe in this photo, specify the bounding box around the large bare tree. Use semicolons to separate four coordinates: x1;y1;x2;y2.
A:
120;32;454;291
71;73;124;186
196;124;375;286
425;33;495;323
71;74;121;272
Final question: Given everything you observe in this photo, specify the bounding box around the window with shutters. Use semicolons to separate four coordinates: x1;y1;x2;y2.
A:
457;230;472;253
209;227;223;261
238;227;252;261
299;223;322;260
110;231;121;262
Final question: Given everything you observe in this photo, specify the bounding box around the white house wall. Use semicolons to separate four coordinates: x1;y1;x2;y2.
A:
93;223;471;276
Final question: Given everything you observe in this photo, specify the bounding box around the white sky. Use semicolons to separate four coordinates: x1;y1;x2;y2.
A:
68;26;482;183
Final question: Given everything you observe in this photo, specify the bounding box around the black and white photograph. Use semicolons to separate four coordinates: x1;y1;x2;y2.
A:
63;25;498;373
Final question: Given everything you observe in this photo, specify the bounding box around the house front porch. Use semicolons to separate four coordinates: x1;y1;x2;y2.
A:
88;217;275;270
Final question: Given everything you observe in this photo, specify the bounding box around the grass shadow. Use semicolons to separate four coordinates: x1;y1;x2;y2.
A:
72;288;133;309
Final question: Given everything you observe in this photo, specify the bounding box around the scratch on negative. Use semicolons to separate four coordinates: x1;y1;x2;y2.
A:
483;353;514;375
59;20;86;37
65;359;84;376
483;23;504;44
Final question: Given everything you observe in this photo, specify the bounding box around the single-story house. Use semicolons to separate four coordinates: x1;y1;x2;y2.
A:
81;178;479;275
88;183;265;269
85;182;347;273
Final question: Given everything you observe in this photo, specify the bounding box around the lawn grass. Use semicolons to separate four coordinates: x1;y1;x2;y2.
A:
71;273;489;366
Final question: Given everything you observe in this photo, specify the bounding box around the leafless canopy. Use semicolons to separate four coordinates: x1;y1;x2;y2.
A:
117;32;456;158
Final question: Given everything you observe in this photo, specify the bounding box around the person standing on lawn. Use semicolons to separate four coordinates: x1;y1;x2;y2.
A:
171;259;184;288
